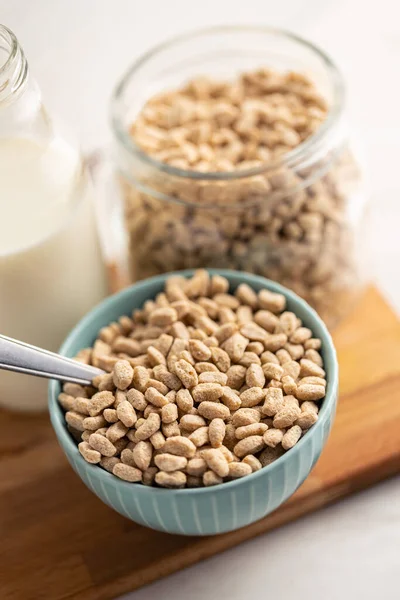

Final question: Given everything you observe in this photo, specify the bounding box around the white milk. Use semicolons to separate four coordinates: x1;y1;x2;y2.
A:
0;137;107;411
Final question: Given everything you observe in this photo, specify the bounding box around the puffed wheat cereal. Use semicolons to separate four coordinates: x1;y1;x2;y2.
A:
59;272;326;488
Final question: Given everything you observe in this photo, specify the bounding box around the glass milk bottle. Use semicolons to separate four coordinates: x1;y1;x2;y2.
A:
0;25;107;411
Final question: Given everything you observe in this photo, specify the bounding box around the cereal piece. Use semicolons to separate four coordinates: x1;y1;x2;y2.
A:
72;396;91;415
121;448;136;466
304;349;323;367
300;358;325;378
299;376;326;387
189;339;212;361
290;327;312;344
285;343;305;361
262;388;284;416
192;383;223;403
58;393;75;412
188;426;209;447
162;420;181;438
176;388;194;413
235;423;268;439
116;401;137;427
78;441;102;464
246;364;266;388
88;391;115;416
133;440;153;470
231;408;260;427
100;456;120;472
145;386;169;408
254;311;279;333
240;322;267;341
236;305;253;325
103;408;118;423
273;400;301;428
228;462;252;479
304;338;322;350
126;388;147;411
180;414;207;432
234;435;264;458
146;378;169;395
242;455;262;472
152;364;182;391
223;423;237;451
132;365;150;392
226;365;247;390
198;297;219;319
260;350;280;365
150;430;166;449
82;415;107;431
235;283;258;309
296;384;325;401
202;448;229;477
198;401;230;420
186;457;207;476
106;420;129;443
113;463;143;482
112;336;141;356
282;360;301;380
240;387;264;408
143;466;158;486
208;418;226;448
215;322;238;343
64;383;88;398
203;470;223;486
147;345;167;367
210;347;231;373
65;411;86;432
282;425;302;450
198;371;228;386
296;410;318;429
220;386;241;410
170;321;191;339
187;475;202;487
195;316;218;335
174;359;199;389
259;445;284;467
162;435;196;458
135;413;161;440
155;453;188;472
263;333;288;352
258;289;286;313
222;333;249;362
263;428;284;448
282;375;297;395
113;360;134;390
210;274;229;295
238;352;261;367
89;433;117;457
161;403;179;424
277;312;298;336
246;341;264;355
148;307;178;327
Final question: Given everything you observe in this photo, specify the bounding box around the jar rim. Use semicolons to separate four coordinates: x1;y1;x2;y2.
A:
110;25;345;181
0;25;18;73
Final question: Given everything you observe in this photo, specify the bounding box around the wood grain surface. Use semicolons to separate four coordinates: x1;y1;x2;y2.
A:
1;287;399;600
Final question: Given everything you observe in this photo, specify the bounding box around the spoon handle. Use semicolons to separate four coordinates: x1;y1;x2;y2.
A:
0;334;104;386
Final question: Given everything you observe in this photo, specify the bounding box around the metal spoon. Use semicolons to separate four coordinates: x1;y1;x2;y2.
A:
0;334;104;386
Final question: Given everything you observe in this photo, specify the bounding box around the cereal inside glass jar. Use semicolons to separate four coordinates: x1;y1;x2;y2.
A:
111;27;369;328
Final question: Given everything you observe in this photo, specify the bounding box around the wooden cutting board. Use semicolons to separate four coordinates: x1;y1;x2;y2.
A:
1;286;400;600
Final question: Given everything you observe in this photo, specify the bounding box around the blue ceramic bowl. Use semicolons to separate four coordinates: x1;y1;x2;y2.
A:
49;270;338;536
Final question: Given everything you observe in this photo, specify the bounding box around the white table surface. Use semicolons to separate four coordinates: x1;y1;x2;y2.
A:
2;1;400;598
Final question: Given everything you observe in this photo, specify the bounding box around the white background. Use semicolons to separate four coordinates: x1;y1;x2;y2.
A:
1;1;400;598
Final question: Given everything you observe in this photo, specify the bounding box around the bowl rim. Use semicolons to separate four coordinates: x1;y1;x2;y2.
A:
49;269;338;496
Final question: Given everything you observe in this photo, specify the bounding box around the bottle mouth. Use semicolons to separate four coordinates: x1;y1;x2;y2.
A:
110;25;346;182
0;24;28;102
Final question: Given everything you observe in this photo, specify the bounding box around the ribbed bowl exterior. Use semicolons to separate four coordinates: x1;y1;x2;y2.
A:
49;270;338;536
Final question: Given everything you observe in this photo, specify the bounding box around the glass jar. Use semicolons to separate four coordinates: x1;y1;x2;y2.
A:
0;25;107;411
110;26;369;328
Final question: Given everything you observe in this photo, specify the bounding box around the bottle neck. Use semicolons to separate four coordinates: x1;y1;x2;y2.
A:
0;25;51;141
